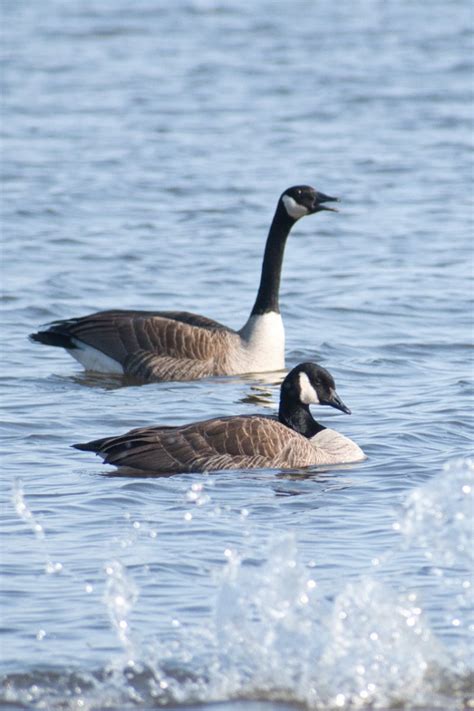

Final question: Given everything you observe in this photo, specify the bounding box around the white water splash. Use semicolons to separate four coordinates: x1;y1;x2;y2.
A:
206;534;451;710
4;461;473;710
103;560;139;657
213;537;328;692
316;578;446;709
196;460;474;708
398;458;473;567
12;478;45;540
396;457;474;678
11;479;63;574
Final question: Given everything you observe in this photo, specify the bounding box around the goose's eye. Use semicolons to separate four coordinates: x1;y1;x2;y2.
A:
296;189;302;196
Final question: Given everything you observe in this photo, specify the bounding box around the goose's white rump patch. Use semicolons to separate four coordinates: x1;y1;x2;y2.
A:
282;195;308;220
298;371;319;404
68;340;124;374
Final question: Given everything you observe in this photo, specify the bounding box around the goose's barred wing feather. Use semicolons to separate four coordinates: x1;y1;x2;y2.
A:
123;351;217;381
37;310;237;367
74;416;318;473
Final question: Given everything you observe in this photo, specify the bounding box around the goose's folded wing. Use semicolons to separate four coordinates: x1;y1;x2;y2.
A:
122;351;217;381
35;310;236;365
74;416;318;474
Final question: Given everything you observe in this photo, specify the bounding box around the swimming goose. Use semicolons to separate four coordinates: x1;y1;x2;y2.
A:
31;186;337;382
73;362;365;474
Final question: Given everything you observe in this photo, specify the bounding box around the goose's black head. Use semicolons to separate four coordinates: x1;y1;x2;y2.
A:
280;185;339;221
281;362;351;414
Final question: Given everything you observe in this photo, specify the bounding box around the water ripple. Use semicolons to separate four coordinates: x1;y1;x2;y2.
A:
2;0;473;709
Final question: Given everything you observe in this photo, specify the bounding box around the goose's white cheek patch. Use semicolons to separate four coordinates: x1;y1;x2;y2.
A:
282;195;309;219
298;372;319;405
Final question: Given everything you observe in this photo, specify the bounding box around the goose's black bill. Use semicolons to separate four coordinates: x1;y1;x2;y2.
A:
311;192;339;213
320;391;351;415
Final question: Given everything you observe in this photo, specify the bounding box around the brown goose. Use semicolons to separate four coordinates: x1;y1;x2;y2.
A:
73;362;365;474
31;186;337;382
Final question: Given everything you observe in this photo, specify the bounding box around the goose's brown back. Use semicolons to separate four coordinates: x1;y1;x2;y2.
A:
74;415;320;474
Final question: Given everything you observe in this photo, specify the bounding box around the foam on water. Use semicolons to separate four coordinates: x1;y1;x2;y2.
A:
3;459;472;710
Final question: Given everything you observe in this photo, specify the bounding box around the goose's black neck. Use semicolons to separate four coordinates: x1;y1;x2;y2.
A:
250;202;295;316
278;397;326;438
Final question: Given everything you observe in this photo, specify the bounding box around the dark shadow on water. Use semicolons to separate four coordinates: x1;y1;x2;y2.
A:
238;385;276;408
99;467;184;480
62;371;148;391
59;368;287;398
94;462;362;486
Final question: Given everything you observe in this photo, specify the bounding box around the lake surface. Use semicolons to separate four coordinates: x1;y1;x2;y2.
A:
1;1;473;709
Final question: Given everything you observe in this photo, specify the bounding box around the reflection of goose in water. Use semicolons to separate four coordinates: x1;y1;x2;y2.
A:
73;363;365;475
239;379;277;408
31;186;338;382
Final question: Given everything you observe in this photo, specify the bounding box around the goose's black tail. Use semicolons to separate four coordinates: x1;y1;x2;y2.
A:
72;440;103;452
29;326;77;349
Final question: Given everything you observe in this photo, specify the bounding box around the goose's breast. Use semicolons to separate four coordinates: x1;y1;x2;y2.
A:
310;428;366;464
234;312;285;373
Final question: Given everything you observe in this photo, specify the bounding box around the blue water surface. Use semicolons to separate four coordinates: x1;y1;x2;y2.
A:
1;1;473;709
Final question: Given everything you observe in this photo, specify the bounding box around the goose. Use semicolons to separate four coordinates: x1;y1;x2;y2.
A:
73;362;366;474
30;186;337;382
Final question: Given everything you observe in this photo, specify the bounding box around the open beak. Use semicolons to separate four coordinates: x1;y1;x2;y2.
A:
320;389;351;414
312;192;339;213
